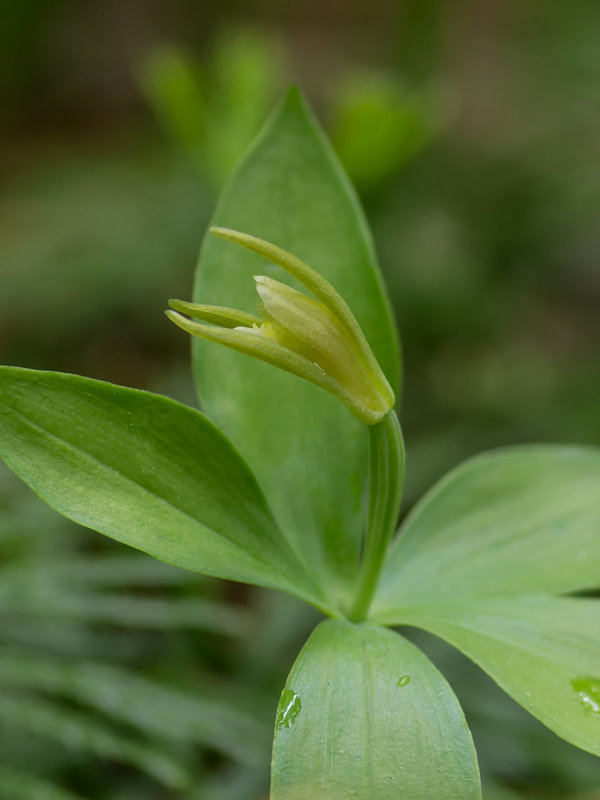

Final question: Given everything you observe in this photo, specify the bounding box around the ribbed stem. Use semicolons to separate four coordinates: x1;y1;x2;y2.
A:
348;410;404;622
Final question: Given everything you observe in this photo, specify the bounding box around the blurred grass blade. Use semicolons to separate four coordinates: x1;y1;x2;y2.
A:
271;619;481;799
0;592;252;636
0;367;327;610
139;45;207;170
194;87;399;607
0;693;189;789
195;766;269;800
374;445;600;615
1;553;207;588
393;596;600;757
0;767;85;800
0;621;126;659
0;651;270;766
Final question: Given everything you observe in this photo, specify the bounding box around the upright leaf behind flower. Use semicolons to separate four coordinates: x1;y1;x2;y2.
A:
194;87;399;607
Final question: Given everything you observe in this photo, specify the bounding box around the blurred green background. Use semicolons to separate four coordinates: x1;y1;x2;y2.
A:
1;1;599;798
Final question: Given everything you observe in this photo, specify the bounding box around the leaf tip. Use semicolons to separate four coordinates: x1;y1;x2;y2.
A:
284;84;304;104
277;84;313;125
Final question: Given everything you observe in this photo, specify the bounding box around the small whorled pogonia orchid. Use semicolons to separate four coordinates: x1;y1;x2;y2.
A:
166;226;395;425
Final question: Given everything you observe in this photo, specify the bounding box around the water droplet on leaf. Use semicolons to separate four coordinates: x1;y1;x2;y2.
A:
571;677;600;716
276;688;302;730
397;675;410;687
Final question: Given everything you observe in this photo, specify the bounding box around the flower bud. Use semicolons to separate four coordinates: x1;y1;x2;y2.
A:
166;228;394;425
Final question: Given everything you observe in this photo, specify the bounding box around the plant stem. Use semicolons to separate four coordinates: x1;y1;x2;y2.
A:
348;410;404;622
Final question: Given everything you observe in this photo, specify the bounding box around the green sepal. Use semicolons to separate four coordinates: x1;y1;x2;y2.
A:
168;298;261;328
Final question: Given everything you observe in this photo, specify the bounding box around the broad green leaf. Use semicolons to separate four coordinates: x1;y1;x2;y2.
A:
0;651;270;766
0;367;325;609
194;88;399;607
0;767;85;800
270;619;481;800
0;693;189;788
374;446;600;616
392;596;600;757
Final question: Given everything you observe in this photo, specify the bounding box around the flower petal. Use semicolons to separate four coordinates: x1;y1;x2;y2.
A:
255;276;390;416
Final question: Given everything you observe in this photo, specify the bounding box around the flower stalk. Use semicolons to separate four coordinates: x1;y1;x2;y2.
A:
348;409;404;622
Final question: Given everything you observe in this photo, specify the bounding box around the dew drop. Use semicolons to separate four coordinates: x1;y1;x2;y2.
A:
571;677;600;716
397;675;411;687
276;688;302;730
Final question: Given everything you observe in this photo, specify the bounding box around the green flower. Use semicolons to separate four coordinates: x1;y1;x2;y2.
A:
166;227;394;425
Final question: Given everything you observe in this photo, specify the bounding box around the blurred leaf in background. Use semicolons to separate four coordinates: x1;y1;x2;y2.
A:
139;28;285;190
329;69;447;192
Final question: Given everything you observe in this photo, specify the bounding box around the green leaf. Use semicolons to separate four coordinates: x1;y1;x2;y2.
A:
0;767;85;800
194;88;399;607
270;619;481;800
0;367;324;609
392;596;600;757
374;445;600;615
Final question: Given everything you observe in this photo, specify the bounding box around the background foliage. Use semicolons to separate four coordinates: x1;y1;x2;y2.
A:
1;1;599;798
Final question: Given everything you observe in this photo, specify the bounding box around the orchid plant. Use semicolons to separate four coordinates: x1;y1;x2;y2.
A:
0;88;598;798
